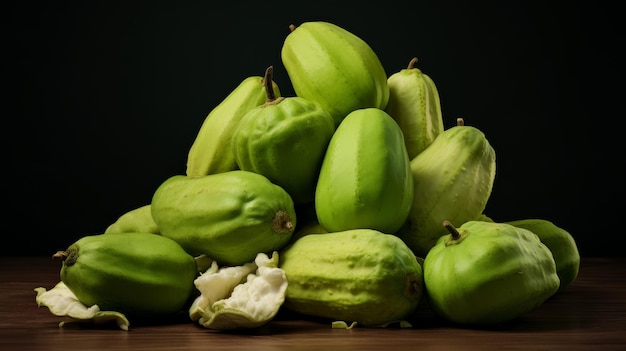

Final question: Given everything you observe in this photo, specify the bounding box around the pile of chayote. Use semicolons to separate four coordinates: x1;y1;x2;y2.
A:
35;20;580;331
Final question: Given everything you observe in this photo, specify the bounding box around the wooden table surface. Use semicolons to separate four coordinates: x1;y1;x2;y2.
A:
1;256;625;351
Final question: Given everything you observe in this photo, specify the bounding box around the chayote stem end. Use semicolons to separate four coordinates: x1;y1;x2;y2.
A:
52;251;68;261
272;210;294;234
52;245;79;266
443;220;461;240
405;272;422;300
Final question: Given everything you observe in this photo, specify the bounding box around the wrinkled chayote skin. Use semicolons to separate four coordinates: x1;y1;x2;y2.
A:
56;232;198;317
279;229;424;326
281;21;389;127
396;119;496;257
315;108;413;234
423;220;560;325
151;170;296;266
505;218;580;291
232;67;335;204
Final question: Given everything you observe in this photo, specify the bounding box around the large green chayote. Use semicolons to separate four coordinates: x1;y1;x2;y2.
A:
424;220;560;325
281;21;389;127
151;170;297;266
385;57;444;159
315;108;413;234
54;232;198;317
232;66;335;205
279;229;424;326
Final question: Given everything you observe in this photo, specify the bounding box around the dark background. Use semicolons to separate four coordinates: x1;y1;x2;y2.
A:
5;1;623;257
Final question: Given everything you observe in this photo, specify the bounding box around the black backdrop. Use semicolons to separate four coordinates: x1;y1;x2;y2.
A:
5;1;623;257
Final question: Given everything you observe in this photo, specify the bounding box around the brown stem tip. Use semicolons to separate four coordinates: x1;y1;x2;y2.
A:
443;220;461;239
52;250;68;261
261;66;284;107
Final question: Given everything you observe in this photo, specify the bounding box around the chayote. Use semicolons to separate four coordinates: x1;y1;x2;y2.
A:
151;170;297;266
396;119;496;257
315;108;413;234
232;66;335;204
281;21;389;127
280;229;424;326
54;232;198;318
423;220;560;325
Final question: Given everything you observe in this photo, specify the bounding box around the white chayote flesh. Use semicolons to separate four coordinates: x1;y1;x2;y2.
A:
189;251;288;329
34;282;129;331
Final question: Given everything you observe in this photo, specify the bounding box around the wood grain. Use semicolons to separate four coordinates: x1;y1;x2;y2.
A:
1;256;625;350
